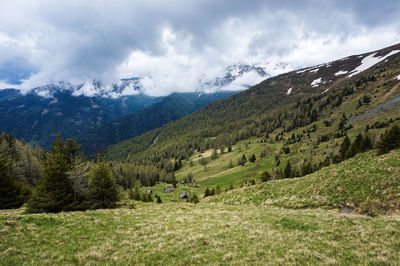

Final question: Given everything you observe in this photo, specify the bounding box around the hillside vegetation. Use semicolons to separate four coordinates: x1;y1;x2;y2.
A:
205;150;400;216
78;91;235;155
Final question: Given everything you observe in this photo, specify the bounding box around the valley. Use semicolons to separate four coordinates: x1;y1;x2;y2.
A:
1;35;400;265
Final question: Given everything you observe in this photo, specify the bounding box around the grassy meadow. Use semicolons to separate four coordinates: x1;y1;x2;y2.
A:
1;150;400;265
1;203;400;265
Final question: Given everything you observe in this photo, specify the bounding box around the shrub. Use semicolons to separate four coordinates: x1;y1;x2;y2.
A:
260;171;272;182
190;194;200;204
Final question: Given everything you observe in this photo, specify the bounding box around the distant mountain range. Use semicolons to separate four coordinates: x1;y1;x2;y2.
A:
77;91;236;156
0;62;271;148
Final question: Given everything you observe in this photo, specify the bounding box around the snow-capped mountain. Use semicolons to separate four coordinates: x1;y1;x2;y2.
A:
31;78;144;99
197;63;272;94
11;62;273;99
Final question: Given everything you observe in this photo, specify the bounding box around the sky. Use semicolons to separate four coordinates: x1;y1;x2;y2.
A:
0;0;400;96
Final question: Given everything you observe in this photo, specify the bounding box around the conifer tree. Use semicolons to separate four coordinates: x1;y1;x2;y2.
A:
89;155;119;209
339;135;351;159
260;171;272;182
190;194;200;204
284;161;292;178
156;195;162;203
204;187;211;197
238;154;247;166
377;124;400;154
249;153;256;162
0;154;28;209
27;148;74;213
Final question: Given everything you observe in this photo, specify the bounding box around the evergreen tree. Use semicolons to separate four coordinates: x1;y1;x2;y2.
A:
361;133;373;151
156;195;162;204
339;135;351;159
238;154;247;166
260;171;272;182
204;187;211;197
187;172;194;183
284;161;292;178
27;148;74;213
190;194;200;204
377;124;400;154
249;153;256;162
88;155;120;209
0;154;29;209
345;133;363;159
302;161;313;176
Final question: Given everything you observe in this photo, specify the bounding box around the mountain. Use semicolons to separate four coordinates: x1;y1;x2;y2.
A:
77;91;237;155
199;63;270;91
105;42;400;163
0;87;158;147
0;62;270;148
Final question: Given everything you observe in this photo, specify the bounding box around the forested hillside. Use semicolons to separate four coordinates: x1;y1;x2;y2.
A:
0;88;157;147
106;43;400;168
77;91;236;155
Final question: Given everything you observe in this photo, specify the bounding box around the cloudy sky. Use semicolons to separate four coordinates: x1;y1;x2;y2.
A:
0;0;400;96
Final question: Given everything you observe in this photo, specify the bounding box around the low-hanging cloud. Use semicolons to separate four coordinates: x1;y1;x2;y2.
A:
0;0;399;96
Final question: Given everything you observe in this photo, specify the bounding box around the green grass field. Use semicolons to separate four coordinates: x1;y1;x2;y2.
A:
1;149;400;265
1;203;399;265
206;150;400;215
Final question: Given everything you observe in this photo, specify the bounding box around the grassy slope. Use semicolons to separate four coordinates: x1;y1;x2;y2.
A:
205;150;400;214
1;204;400;265
1;149;400;264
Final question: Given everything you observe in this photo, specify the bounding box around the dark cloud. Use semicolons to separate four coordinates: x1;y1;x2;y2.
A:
0;0;399;95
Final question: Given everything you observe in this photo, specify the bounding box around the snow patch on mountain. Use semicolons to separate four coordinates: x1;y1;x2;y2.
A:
311;78;323;87
348;50;400;77
335;70;348;76
287;87;293;95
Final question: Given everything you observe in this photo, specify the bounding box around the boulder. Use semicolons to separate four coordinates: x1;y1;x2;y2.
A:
164;187;174;193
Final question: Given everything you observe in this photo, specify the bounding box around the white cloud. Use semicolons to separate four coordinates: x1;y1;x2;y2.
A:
0;1;400;96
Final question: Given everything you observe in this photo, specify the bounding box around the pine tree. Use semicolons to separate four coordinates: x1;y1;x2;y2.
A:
260;171;272;182
377;124;400;154
88;155;120;209
0;154;29;209
302;161;313;176
238;154;247;166
204;188;211;197
284;161;292;178
345;134;363;159
156;195;162;204
27;149;74;213
339;135;351;159
249;153;256;162
190;194;200;204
